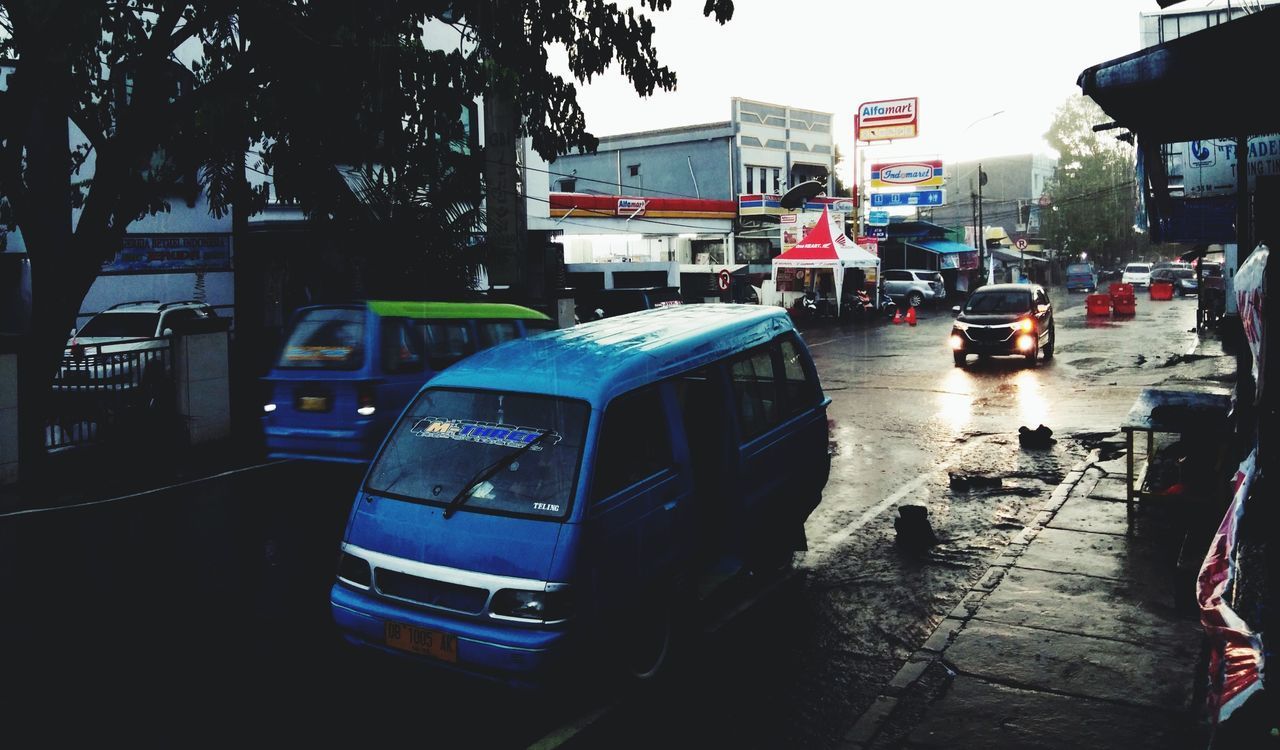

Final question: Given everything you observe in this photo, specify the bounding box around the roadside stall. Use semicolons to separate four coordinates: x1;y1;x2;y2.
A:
768;207;879;318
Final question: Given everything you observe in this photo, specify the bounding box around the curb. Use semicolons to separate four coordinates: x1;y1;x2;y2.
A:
836;446;1105;750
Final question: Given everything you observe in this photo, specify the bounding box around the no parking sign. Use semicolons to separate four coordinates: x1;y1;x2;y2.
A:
717;269;731;291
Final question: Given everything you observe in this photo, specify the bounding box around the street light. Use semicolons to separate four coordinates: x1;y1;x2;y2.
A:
960;111;1004;285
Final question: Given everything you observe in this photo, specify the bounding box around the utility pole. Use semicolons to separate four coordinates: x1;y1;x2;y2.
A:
978;161;987;284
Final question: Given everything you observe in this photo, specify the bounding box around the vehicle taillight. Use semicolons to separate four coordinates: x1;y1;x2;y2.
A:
356;383;375;416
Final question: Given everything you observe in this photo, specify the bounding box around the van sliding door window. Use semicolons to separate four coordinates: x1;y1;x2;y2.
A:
730;347;781;440
381;318;425;374
477;320;521;349
593;387;671;501
779;337;820;414
419;320;475;370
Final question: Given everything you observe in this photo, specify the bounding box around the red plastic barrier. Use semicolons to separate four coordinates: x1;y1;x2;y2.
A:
1085;293;1112;316
1150;281;1175;300
1109;282;1134;299
1113;295;1137;316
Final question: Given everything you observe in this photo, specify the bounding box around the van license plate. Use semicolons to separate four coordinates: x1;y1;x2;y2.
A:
297;396;329;412
384;622;458;663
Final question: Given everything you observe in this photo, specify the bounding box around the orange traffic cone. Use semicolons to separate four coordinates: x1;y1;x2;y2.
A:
906;305;917;326
892;307;903;324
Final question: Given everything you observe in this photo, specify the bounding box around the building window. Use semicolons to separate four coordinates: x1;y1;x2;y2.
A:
558;178;576;192
773;168;781;194
746;166;753;194
760;167;770;194
628;164;640;177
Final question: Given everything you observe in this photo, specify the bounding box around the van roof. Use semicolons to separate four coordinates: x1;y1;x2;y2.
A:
366;301;550;320
428;304;793;404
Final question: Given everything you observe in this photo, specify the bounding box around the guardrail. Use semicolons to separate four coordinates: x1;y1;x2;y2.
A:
47;337;173;450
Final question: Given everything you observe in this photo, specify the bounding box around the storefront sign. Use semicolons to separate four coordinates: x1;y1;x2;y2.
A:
870;160;943;189
870;190;945;208
857;97;919;142
616;198;648;216
867;210;891;226
100;234;232;274
1176;134;1280;198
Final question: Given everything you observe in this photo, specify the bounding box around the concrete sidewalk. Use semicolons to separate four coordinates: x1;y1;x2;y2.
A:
840;441;1211;749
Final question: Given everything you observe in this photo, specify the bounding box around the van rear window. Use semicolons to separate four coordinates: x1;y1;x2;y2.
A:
278;308;365;369
1067;264;1093;274
365;389;589;520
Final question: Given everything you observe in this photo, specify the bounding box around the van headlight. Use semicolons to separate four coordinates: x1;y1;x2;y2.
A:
490;585;574;623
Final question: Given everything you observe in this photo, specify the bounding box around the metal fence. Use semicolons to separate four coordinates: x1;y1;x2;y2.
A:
46;337;173;450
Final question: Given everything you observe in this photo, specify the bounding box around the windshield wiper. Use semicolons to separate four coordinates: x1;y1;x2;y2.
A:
442;431;550;519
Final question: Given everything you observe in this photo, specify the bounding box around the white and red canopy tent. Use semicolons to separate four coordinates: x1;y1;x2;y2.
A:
771;207;879;315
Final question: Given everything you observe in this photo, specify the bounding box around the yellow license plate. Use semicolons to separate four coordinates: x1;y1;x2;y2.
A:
384;622;458;663
297;396;329;412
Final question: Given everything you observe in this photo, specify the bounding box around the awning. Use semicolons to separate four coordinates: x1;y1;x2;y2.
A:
907;239;979;256
990;247;1048;263
1078;6;1280;143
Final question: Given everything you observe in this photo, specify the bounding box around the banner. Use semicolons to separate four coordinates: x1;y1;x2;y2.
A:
100;234;232;274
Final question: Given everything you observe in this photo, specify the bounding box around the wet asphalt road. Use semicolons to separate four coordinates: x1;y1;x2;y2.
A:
0;290;1216;747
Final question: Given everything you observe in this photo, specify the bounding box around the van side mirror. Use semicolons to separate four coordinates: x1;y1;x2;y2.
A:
69;327;78;338
162;327;175;337
951;305;962;316
1037;304;1050;314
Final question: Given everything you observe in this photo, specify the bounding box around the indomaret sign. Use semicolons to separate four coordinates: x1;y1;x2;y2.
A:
857;97;919;141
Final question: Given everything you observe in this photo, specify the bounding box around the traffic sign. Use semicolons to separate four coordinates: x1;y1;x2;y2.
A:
717;268;731;291
1015;238;1028;250
869;190;945;208
866;226;889;239
867;210;891;226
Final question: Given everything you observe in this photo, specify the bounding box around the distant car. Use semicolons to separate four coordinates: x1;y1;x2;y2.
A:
949;283;1055;367
57;300;220;395
1065;263;1098;293
1152;267;1197;296
881;269;946;307
1122;262;1153;287
573;286;683;322
1199;261;1223;278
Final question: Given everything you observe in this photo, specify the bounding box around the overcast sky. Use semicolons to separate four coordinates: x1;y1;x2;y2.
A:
550;0;1193;179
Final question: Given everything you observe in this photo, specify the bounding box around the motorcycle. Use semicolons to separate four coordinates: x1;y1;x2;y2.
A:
842;286;897;321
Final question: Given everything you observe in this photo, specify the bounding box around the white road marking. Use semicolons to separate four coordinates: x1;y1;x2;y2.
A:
0;460;293;519
807;434;994;564
527;703;617;750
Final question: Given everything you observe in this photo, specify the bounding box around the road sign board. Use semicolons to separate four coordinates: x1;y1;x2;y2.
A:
717;268;731;291
869;190;945;208
867;210;891;226
1015;238;1028;250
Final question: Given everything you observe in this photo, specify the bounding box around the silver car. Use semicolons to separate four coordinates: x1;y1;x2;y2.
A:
881;268;946;307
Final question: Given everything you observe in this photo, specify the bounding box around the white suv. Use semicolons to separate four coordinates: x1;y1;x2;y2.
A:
881;269;947;307
57;301;219;393
1122;262;1153;287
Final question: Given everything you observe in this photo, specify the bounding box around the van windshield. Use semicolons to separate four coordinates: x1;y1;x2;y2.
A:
277;308;365;369
365;388;589;520
964;291;1031;314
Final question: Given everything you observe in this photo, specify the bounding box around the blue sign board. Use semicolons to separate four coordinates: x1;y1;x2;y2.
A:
866;226;889;239
870;189;945;208
867;210;891;226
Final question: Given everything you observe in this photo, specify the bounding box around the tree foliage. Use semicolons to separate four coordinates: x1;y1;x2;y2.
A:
1040;95;1147;268
0;0;735;473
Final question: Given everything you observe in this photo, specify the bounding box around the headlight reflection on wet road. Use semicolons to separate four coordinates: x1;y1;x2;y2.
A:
935;369;973;432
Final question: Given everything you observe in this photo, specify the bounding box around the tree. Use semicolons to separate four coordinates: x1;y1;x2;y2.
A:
1040;95;1147;270
0;0;735;478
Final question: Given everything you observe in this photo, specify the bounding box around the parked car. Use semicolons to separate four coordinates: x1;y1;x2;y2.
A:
262;301;554;463
1065;262;1098;293
1122;262;1154;287
881;269;946;307
572;286;682;322
1151;267;1198;296
331;304;831;687
56;300;221;395
949;283;1055;367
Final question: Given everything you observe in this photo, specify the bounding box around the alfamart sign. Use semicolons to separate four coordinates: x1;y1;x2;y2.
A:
870;160;944;189
857;97;919;141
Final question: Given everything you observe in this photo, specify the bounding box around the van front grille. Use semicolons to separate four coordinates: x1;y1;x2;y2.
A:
375;569;489;614
964;326;1014;344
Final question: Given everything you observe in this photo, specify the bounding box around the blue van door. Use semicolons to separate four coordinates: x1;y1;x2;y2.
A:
584;385;688;609
728;337;828;563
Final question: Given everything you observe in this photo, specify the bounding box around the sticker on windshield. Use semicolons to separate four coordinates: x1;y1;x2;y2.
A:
285;345;355;361
409;417;562;450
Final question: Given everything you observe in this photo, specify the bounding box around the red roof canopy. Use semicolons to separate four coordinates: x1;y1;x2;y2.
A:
775;207;850;260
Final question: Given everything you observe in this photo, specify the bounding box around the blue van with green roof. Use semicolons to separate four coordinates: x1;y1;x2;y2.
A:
330;304;831;687
261;301;553;463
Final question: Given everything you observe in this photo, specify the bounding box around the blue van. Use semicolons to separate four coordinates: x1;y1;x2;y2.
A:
1065;263;1098;293
330;304;831;686
262;301;553;463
